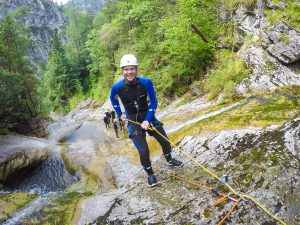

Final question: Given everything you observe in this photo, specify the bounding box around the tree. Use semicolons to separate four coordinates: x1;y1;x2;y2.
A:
41;34;79;112
64;7;94;92
0;14;37;132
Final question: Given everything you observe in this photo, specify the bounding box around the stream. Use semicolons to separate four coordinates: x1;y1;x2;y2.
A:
0;121;107;225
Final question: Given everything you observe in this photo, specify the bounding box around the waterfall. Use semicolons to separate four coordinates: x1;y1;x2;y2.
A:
5;147;77;194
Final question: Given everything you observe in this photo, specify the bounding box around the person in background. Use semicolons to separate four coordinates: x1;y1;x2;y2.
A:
110;109;116;121
105;109;111;125
113;118;119;138
110;54;183;187
103;115;110;129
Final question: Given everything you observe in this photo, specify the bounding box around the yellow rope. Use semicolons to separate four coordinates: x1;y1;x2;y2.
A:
240;194;286;225
125;119;286;225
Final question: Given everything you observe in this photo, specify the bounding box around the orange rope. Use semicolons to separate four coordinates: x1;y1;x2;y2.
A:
156;167;226;197
214;195;229;206
217;197;242;225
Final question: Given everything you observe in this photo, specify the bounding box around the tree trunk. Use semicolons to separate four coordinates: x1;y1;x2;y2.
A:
191;23;209;43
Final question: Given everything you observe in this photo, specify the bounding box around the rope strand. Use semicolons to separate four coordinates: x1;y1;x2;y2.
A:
125;118;286;225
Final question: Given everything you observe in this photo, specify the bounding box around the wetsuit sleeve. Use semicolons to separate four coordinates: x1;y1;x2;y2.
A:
145;79;158;122
110;84;123;117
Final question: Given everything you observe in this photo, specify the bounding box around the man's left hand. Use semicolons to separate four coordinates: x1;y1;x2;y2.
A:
141;120;149;130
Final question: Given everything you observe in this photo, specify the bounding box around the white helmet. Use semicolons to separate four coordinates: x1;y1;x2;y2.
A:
120;54;138;68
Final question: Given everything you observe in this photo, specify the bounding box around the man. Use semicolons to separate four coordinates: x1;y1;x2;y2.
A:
105;109;111;125
110;54;183;187
103;115;110;129
113;118;119;138
111;109;116;121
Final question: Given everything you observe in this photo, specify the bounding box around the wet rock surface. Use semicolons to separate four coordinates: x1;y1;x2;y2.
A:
78;118;300;225
0;136;52;184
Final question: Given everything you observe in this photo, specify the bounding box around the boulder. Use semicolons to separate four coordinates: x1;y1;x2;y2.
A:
0;135;52;184
262;22;300;64
236;44;300;94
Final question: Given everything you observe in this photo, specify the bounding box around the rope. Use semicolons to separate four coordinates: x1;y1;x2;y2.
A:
155;167;227;197
217;197;242;225
125;119;287;225
156;166;239;224
240;194;286;225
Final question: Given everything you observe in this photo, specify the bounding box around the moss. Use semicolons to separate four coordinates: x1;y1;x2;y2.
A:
23;192;87;225
175;94;196;107
242;163;250;170
0;192;37;223
66;170;100;194
151;87;299;193
204;49;251;101
265;1;300;30
203;207;212;218
279;34;290;44
60;149;77;175
263;61;277;73
225;0;257;11
218;19;235;47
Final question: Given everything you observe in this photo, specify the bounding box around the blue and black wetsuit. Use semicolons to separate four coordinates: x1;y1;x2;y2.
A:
110;77;172;175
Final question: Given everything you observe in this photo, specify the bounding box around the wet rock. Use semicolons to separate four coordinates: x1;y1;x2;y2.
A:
283;118;300;157
87;118;300;225
70;99;100;112
77;189;126;225
46;104;106;141
261;22;300;64
0;135;52;184
106;156;141;188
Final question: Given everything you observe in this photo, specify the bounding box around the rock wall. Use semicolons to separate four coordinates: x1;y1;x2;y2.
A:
233;0;300;95
0;0;67;73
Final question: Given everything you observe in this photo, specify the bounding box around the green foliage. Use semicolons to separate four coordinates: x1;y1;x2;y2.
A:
64;9;94;92
205;49;251;100
40;34;80;112
225;0;257;10
265;1;300;29
87;0;219;98
0;13;37;132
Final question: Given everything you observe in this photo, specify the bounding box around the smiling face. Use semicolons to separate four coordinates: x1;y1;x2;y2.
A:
122;65;138;82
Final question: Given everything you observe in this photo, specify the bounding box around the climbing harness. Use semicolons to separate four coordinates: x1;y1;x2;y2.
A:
125;118;287;225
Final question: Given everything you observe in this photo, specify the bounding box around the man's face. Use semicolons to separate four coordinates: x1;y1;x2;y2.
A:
122;65;137;82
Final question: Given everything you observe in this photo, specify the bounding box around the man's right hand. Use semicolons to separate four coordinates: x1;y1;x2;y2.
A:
120;115;126;122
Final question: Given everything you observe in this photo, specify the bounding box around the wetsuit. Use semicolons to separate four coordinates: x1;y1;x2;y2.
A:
113;120;119;138
110;77;172;175
111;110;116;120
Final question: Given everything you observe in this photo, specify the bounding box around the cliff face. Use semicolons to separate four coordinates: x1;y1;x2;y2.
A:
64;0;103;15
0;0;67;73
231;0;300;94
